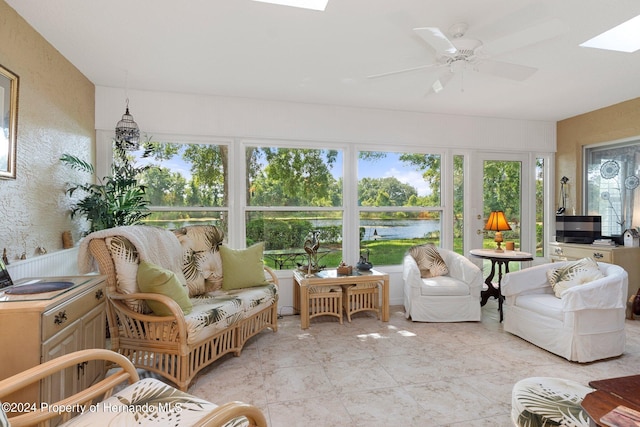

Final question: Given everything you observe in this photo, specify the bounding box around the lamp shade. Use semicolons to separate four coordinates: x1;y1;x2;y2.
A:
484;211;511;232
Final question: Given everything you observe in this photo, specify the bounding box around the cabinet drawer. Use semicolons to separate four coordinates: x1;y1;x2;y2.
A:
549;245;612;262
42;285;105;341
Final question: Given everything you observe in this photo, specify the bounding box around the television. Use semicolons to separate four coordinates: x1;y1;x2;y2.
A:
555;215;602;244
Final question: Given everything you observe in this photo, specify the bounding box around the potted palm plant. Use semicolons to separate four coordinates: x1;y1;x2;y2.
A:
60;140;152;233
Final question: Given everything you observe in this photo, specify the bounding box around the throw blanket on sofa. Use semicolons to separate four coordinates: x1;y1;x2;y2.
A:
78;225;186;284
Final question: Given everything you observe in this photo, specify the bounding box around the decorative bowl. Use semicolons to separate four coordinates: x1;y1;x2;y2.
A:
356;261;373;271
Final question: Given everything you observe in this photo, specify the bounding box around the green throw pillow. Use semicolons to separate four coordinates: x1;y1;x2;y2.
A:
220;242;269;290
137;261;193;315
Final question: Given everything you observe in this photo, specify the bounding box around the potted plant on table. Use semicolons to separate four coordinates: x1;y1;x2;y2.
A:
60;140;153;233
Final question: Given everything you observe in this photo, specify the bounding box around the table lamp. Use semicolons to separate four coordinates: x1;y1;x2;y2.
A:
484;211;511;252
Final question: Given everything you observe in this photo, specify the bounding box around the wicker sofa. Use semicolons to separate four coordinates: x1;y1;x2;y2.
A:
79;225;279;391
0;349;267;427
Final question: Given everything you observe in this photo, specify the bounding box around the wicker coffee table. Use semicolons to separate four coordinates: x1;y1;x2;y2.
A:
293;268;389;329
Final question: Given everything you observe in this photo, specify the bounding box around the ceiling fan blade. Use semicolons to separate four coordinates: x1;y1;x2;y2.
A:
413;27;458;56
475;59;538;81
482;18;568;56
427;71;455;95
367;63;440;79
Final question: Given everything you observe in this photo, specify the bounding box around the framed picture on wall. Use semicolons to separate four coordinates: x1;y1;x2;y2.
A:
0;64;19;180
584;138;640;242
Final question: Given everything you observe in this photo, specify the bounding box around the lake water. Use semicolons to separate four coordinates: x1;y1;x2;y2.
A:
314;219;441;240
148;218;441;241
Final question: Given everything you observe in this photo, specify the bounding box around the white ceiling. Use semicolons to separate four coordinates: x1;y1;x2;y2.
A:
7;0;640;121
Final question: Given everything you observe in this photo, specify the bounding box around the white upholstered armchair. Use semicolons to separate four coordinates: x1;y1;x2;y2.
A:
502;261;628;362
403;246;482;322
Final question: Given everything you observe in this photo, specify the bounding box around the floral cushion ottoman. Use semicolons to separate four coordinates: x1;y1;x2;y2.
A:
512;377;593;427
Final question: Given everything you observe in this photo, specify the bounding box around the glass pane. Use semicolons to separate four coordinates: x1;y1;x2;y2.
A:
585;140;640;238
246;211;343;270
142;211;227;235
246;146;342;207
536;158;545;256
129;139;228;207
358;151;441;206
453;155;464;255
359;211;441;266
483;160;521;251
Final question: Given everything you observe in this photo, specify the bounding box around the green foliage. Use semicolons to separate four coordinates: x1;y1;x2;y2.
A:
247;147;341;207
61;141;152;233
359;176;418;206
246;218;314;249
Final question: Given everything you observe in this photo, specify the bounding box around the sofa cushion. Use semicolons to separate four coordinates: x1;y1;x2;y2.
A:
514;293;564;322
185;283;278;344
220;242;269;290
137;261;193;316
60;377;252;427
174;225;225;296
408;244;449;278
547;257;604;298
420;276;469;296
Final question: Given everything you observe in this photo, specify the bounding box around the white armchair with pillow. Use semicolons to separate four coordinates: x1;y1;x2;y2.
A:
403;244;483;322
502;258;628;362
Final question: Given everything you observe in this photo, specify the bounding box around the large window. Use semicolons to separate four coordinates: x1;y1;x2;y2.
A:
245;145;343;270
128;137;229;234
358;151;443;265
107;134;548;268
585;139;640;238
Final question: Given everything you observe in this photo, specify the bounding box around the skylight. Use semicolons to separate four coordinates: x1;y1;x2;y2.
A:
580;14;640;53
252;0;329;11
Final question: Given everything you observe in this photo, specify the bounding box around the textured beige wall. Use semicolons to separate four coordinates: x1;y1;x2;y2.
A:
556;97;640;215
0;0;94;262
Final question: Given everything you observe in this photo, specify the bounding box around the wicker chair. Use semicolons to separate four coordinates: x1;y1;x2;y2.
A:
82;225;279;391
0;349;267;427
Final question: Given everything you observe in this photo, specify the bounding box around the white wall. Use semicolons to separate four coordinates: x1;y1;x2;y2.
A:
95;86;556;308
96;86;555;152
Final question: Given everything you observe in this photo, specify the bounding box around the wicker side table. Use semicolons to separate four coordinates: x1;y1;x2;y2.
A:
342;282;380;322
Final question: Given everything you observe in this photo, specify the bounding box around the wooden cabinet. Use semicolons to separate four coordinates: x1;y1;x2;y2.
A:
0;276;106;410
548;242;640;299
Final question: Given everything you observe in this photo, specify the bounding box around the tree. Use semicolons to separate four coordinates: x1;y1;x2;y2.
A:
358;177;417;206
249;148;340;206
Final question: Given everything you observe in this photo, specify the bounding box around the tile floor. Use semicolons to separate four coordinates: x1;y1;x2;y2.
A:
184;301;640;427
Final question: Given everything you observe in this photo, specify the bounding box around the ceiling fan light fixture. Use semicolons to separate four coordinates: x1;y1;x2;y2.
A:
448;23;468;39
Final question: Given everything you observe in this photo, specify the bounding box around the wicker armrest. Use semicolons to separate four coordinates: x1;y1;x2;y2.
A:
109;291;187;321
0;349;139;427
193;401;268;427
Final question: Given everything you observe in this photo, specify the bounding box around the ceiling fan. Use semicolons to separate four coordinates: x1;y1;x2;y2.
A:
369;19;566;95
